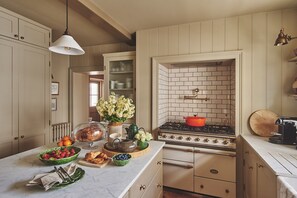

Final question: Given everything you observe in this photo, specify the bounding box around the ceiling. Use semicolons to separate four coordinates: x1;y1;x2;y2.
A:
0;0;297;47
91;0;297;33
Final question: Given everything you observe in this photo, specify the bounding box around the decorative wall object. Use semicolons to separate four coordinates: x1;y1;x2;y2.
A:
51;98;57;111
51;82;59;95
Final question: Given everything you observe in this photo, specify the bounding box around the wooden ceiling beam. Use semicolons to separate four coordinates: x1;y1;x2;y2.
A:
65;0;134;45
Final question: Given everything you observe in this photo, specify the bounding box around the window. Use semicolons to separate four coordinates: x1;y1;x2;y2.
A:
89;82;99;107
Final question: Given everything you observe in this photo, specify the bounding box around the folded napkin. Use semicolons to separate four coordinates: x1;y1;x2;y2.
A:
27;163;78;191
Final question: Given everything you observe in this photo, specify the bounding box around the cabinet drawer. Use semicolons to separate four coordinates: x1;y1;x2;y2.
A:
194;148;236;182
0;10;18;39
130;150;162;198
163;159;194;191
19;19;50;48
141;167;163;198
163;144;194;162
194;177;236;198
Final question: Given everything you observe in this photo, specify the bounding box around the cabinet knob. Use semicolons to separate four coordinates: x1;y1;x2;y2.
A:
157;184;162;188
200;185;204;189
225;189;230;193
14;137;19;140
258;164;264;168
140;184;146;191
14;34;18;38
21;135;25;138
248;166;253;170
20;36;24;39
157;161;162;165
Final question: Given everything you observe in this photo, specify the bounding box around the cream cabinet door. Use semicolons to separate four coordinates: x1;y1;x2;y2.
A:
0;39;18;158
243;144;257;198
0;10;18;40
19;19;50;48
257;162;277;198
18;44;50;152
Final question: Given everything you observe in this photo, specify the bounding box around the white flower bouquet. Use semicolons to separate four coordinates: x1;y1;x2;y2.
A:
134;130;153;143
96;92;135;123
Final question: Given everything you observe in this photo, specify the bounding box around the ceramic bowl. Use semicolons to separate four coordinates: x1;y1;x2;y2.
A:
38;146;81;165
112;153;131;166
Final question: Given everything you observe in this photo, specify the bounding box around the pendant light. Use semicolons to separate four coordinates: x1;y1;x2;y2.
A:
49;0;85;55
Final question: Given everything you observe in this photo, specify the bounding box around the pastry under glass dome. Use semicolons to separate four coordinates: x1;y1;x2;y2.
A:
71;121;106;149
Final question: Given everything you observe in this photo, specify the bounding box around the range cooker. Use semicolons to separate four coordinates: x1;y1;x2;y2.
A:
158;122;236;151
159;122;237;198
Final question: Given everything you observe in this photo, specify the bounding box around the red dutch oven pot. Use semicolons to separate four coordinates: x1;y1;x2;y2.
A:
184;115;206;127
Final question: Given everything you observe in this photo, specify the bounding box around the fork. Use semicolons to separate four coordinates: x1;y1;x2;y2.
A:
59;166;74;182
54;166;66;181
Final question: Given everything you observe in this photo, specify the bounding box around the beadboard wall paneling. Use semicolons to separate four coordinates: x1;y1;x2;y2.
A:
190;22;201;54
267;11;282;114
252;13;267;111
213;19;225;52
136;9;297;133
282;9;297;116
201;21;213;53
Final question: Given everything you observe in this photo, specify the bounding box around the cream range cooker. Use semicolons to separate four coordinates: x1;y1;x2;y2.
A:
158;122;236;198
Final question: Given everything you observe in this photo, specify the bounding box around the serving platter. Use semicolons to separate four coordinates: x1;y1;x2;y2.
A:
102;143;150;158
43;167;85;189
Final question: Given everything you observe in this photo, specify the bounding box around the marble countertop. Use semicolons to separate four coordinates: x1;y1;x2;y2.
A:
0;140;165;198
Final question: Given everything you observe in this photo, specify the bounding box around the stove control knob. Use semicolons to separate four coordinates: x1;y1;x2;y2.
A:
170;135;175;139
203;138;209;143
186;137;191;141
222;140;229;145
194;137;200;142
213;139;218;143
178;136;183;140
162;134;167;138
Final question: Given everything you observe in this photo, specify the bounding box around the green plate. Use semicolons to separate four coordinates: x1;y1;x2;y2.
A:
38;146;81;165
50;167;85;189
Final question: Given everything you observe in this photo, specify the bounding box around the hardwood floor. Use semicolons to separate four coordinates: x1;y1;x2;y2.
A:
163;187;215;198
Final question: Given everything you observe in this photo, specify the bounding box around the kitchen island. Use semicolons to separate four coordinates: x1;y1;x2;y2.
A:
0;140;164;198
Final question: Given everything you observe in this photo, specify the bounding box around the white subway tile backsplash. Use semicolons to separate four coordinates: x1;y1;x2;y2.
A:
158;63;235;126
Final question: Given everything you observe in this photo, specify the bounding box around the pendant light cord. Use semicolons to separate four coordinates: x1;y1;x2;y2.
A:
64;0;69;35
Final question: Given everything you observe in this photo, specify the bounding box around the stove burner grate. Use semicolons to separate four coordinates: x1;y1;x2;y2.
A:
159;122;235;135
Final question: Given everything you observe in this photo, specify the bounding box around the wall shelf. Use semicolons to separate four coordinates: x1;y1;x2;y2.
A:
289;56;297;62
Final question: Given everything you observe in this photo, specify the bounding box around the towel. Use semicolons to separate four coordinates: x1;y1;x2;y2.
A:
26;163;78;191
277;176;297;198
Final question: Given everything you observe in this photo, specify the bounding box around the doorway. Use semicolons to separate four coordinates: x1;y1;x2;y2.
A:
89;75;104;122
69;66;104;128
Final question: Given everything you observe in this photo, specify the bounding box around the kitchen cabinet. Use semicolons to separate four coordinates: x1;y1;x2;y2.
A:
163;144;194;191
0;7;50;48
194;147;236;198
243;141;276;198
103;51;136;123
129;149;163;198
0;7;51;158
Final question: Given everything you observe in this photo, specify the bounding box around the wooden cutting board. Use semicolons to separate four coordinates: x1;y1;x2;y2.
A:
249;109;279;137
78;159;110;168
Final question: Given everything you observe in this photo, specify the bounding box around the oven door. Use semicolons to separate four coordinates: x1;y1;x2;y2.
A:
194;147;236;182
163;144;194;191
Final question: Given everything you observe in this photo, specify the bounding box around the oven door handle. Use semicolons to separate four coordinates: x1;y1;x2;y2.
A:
164;144;193;153
163;160;194;169
194;149;236;157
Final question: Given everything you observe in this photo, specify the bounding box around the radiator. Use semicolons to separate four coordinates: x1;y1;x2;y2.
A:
52;122;71;143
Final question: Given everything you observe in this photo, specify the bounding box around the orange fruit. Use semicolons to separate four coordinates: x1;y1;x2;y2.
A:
57;141;63;147
62;136;70;141
63;139;72;146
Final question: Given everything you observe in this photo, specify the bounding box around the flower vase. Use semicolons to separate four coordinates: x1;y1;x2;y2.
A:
137;140;148;150
108;122;123;138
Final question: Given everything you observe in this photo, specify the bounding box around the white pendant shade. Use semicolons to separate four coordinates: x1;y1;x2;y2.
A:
49;34;85;55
